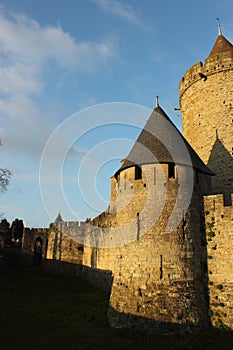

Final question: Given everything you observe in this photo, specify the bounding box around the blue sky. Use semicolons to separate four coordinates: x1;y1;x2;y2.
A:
0;0;232;228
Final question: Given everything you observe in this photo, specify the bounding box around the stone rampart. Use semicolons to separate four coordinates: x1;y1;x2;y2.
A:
179;51;233;198
204;193;233;329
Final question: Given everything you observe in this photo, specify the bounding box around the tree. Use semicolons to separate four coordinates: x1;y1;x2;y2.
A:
0;168;12;193
0;218;10;234
0;218;11;246
0;141;12;193
11;219;24;241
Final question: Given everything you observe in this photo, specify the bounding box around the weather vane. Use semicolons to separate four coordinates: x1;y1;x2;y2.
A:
216;18;222;36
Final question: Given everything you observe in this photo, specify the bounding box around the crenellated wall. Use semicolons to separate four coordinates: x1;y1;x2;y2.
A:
106;164;210;333
22;227;48;264
179;51;233;198
204;193;233;329
39;162;211;333
20;33;233;335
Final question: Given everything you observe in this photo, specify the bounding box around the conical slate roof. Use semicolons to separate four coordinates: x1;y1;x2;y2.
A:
209;34;233;57
115;104;213;176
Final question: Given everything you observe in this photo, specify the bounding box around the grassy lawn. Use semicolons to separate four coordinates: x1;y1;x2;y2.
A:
1;251;233;350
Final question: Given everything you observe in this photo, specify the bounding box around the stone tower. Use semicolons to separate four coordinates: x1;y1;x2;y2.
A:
106;102;212;333
179;28;233;203
28;25;233;333
180;26;233;329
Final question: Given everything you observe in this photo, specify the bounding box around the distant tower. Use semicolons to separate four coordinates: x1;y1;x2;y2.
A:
54;212;63;226
179;25;233;203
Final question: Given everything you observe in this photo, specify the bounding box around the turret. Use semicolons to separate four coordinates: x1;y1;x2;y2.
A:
179;27;233;204
108;101;212;333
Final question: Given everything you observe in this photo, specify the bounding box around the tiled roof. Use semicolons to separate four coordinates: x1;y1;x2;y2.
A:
209;34;233;57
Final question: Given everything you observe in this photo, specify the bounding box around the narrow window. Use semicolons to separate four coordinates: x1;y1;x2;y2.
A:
154;167;156;185
135;165;142;180
182;215;186;240
78;246;84;253
224;194;232;206
168;163;175;179
160;255;163;279
137;213;140;240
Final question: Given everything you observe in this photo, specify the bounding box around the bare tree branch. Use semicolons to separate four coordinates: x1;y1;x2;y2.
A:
0;168;12;193
0;141;12;193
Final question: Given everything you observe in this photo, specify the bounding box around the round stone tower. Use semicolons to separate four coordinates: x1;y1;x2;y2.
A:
106;102;212;333
179;27;233;202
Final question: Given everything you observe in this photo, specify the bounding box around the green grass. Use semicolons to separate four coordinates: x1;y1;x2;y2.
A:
1;253;233;350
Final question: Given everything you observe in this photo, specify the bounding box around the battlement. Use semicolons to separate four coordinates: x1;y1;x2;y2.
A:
204;193;233;211
22;227;49;260
180;51;233;98
25;227;49;234
54;220;85;230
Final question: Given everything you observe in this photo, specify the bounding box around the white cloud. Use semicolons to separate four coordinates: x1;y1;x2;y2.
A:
92;0;141;26
0;8;116;73
0;7;116;98
0;204;27;214
0;7;117;159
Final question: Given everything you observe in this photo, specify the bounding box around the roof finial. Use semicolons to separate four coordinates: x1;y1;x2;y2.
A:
217;18;222;36
156;96;159;107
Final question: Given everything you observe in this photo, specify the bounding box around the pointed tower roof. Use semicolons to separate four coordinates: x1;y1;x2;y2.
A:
115;102;213;176
208;34;233;57
54;212;63;225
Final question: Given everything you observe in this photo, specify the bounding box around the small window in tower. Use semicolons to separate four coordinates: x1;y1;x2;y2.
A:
160;255;163;279
135;165;142;180
154;167;156;185
168;163;175;179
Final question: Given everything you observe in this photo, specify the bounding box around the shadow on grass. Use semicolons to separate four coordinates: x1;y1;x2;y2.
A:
0;249;233;350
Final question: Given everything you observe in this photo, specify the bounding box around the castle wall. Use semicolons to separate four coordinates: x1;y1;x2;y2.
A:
22;227;48;264
179;52;233;198
20;35;233;334
46;223;83;265
107;164;210;332
204;193;233;329
41;162;211;333
88;163;210;332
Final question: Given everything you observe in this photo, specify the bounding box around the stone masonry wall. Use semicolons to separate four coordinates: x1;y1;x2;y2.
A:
43;162;211;333
204;193;233;329
20;36;233;335
22;227;48;264
179;52;233;198
46;223;83;265
91;163;210;332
